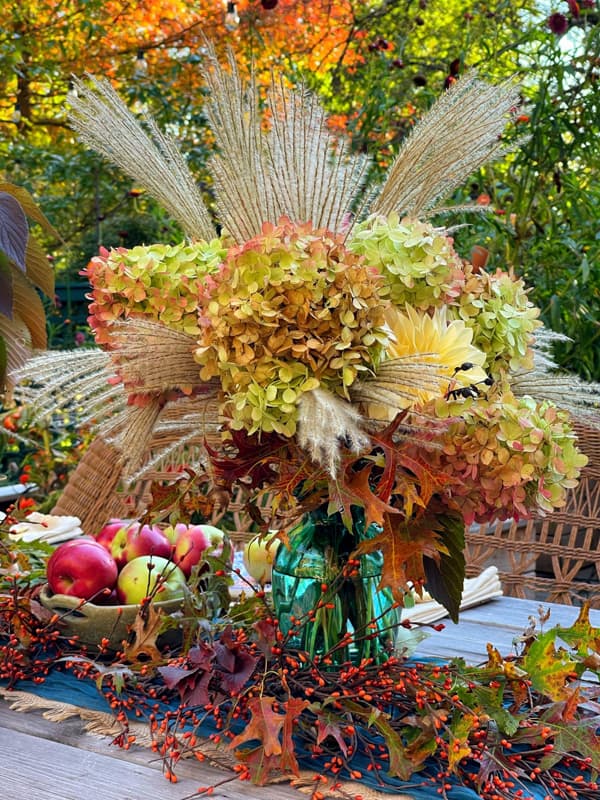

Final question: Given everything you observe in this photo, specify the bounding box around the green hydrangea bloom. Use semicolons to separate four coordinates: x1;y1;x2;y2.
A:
347;212;464;310
450;267;541;376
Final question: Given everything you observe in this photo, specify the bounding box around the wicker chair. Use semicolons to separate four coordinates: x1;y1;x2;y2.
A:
465;423;600;608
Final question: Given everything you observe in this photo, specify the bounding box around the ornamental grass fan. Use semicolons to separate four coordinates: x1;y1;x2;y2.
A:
12;45;600;663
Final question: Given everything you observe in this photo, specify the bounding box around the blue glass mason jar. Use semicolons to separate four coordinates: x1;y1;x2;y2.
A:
271;505;401;665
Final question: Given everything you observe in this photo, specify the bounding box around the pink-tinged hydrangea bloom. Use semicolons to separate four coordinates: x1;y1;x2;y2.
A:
421;392;588;524
194;218;389;437
83;239;227;345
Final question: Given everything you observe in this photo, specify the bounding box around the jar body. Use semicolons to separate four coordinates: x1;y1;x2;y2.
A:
271;507;400;665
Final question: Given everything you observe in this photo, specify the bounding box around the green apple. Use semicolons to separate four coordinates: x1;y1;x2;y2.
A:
116;555;186;604
243;531;281;585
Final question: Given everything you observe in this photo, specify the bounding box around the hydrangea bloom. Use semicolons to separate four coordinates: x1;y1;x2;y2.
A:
194;218;389;436
449;265;541;376
84;239;227;345
427;392;588;524
347;212;464;310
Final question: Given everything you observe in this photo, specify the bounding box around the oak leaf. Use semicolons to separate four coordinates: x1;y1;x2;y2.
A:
229;696;284;757
122;603;165;663
523;629;578;702
355;514;446;603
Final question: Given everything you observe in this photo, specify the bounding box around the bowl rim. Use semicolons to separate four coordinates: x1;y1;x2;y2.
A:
39;582;185;611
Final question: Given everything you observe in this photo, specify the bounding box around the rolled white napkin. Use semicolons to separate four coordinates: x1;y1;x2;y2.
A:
400;566;503;625
9;512;85;545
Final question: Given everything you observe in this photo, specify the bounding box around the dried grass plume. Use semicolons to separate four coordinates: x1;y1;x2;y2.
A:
297;388;370;477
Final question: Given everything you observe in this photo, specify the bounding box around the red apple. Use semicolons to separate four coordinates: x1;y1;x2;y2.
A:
47;539;118;600
172;524;226;577
110;522;172;568
95;518;137;551
116;555;186;604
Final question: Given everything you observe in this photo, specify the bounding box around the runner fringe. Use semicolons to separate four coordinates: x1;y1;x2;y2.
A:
0;688;412;799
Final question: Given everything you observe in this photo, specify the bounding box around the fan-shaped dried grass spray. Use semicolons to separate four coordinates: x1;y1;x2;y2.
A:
68;75;215;241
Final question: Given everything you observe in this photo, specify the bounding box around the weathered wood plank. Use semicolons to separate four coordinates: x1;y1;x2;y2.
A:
0;725;203;800
0;715;307;800
415;596;600;662
0;703;303;800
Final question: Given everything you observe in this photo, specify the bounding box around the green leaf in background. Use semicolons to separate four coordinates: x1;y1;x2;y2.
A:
0;191;29;272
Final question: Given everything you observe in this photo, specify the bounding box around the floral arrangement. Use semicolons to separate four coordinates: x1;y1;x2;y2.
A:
4;44;600;800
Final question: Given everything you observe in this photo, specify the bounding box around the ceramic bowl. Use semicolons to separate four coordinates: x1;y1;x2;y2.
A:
39;583;184;650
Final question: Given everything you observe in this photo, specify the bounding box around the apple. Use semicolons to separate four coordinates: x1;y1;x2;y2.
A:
117;555;187;604
47;539;118;600
95;518;137;551
243;531;281;585
110;522;172;568
163;522;187;547
93;588;120;606
172;524;226;577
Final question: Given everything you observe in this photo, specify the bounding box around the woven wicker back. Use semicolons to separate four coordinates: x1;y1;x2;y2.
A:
465;423;600;607
52;436;266;546
51;437;131;533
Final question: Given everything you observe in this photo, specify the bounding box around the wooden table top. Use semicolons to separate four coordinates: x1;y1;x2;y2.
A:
1;596;598;800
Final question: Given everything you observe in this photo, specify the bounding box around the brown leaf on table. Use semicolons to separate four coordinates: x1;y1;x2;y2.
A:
280;697;310;775
230;696;309;784
122;603;165;663
235;747;286;786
